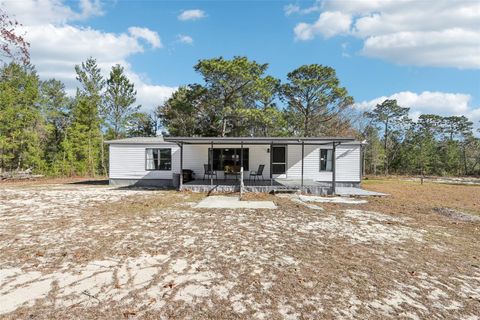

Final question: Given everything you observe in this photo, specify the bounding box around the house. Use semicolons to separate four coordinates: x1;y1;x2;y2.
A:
105;136;363;195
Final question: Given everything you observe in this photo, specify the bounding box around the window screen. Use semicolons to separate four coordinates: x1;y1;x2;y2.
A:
320;149;333;171
146;148;171;170
208;148;249;171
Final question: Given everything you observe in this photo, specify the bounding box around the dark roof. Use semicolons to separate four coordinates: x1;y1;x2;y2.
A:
105;137;173;144
164;136;359;145
105;136;361;145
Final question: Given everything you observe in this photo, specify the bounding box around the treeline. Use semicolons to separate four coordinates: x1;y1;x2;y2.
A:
363;99;479;176
0;56;478;177
157;57;355;137
158;57;479;176
0;59;156;176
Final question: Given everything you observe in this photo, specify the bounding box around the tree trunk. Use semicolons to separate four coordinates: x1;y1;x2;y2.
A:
100;133;107;177
221;118;227;137
304;108;310;137
384;120;389;175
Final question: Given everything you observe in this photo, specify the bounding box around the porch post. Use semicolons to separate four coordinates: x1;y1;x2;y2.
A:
179;142;183;190
210;141;214;186
332;142;336;195
301;141;304;191
240;141;244;183
240;141;244;169
270;142;273;186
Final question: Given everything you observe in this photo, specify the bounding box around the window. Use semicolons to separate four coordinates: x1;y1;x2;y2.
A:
320;149;333;171
208;148;249;171
146;148;171;170
271;146;286;174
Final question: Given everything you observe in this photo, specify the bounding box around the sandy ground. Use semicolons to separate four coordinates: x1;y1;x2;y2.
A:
0;180;479;319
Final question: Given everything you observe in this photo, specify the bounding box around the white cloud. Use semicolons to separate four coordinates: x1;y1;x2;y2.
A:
362;29;480;69
294;11;351;40
128;27;162;48
284;2;321;16
78;0;103;18
2;0;175;110
177;34;193;45
124;71;177;110
284;4;301;16
355;91;480;125
0;0;103;25
291;0;480;69
178;9;206;21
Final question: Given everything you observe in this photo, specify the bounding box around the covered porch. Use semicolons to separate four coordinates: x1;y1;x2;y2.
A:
164;137;360;195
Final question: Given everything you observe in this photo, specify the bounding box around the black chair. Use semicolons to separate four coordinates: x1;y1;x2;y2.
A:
249;164;265;181
203;164;217;180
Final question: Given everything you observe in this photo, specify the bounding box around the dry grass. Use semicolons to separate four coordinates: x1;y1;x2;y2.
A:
0;179;479;319
362;177;480;215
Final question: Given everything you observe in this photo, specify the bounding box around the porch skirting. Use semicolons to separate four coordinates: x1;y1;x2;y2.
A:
109;178;173;187
181;180;360;195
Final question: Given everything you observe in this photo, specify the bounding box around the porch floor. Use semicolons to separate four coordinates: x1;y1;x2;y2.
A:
181;179;384;196
182;178;325;187
181;178;332;195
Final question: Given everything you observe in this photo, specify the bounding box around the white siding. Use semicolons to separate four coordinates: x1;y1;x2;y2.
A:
335;144;361;182
286;144;360;182
109;142;361;183
109;144;180;180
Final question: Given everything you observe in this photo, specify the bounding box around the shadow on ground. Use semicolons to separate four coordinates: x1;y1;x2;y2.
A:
69;179;109;186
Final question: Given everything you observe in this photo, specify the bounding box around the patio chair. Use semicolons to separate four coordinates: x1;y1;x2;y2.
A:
203;164;217;180
249;164;265;181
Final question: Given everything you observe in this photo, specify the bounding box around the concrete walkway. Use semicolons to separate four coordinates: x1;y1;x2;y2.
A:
299;195;368;204
336;187;388;196
194;196;277;209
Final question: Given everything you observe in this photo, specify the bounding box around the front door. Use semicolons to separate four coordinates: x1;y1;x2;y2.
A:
271;145;286;178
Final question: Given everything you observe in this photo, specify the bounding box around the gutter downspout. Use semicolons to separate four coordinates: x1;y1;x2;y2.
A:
301;141;304;192
332;142;337;195
210;141;214;187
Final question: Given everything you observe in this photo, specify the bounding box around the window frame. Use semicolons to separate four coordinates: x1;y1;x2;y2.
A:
271;145;287;175
208;148;249;171
145;148;172;171
319;149;333;172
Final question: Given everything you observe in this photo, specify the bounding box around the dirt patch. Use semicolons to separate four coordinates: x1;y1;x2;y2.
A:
434;207;480;223
1;181;479;319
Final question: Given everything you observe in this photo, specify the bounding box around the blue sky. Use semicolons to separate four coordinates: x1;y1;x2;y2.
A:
2;0;480;127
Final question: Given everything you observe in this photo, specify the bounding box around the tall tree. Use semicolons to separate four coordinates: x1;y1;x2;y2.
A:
104;64;138;139
0;63;43;172
64;58;105;176
0;8;30;64
126;112;157;137
39;79;71;171
441;116;473;174
365;99;410;175
193;56;270;136
413;114;444;175
158;84;208;136
282;64;353;136
362;124;384;175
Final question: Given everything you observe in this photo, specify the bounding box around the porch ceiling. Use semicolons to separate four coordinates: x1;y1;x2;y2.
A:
164;136;358;145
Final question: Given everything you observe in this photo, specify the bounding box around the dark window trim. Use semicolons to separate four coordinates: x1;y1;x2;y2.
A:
271;145;287;174
319;148;333;172
145;148;172;171
208;148;250;171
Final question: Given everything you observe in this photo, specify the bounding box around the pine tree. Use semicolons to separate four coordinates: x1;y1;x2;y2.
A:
365;99;410;175
39;78;71;173
0;63;44;172
64;58;105;176
104;64;138;139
